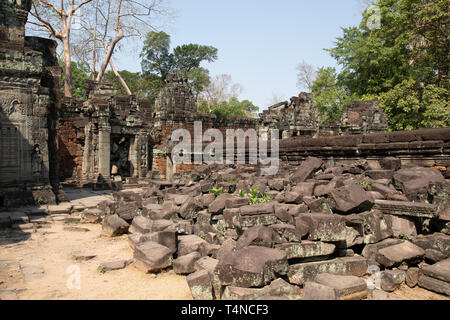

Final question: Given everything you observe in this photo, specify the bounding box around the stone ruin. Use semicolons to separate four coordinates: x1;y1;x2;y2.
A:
0;1;449;301
260;93;389;138
0;0;62;207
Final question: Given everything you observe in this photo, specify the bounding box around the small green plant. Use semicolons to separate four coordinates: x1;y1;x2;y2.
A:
356;181;371;191
199;232;207;240
34;197;45;205
235;189;246;198
210;187;224;196
99;267;106;274
399;233;411;241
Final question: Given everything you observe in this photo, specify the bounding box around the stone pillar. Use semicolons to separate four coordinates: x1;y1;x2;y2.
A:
98;121;111;181
129;136;139;177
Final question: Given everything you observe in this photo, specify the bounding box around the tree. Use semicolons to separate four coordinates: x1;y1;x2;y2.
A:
311;67;353;123
28;0;95;97
103;70;157;102
200;74;244;112
318;0;449;130
140;31;218;100
60;60;90;98
296;60;317;92
199;97;259;119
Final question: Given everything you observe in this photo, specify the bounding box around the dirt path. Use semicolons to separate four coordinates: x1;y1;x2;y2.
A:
0;220;192;300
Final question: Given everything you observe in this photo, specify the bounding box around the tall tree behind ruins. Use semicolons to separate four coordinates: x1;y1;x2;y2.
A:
27;0;170;98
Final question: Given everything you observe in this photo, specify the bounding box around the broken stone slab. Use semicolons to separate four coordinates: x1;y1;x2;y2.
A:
376;241;425;268
98;260;133;273
115;202;139;222
239;202;275;216
80;209;103;224
269;224;300;243
173;252;202;275
390;215;417;238
178;235;211;257
362;238;403;266
217;246;288;288
225;197;249;209
130;216;153;234
186;269;214;300
287;256;368;285
102;214;129;237
302;282;339;300
235;225;275;250
239;213;278;230
345;210;393;244
179;197;201;220
412;233;450;258
284;191;303;204
374;199;438;219
330;183;374;214
405;267;421;288
222;278;300;300
208;194;235;214
295;213;349;242
314;273;368;300
393;167;444;201
421;258;450;283
274;204;308;224
380;270;406;292
365;170;394;180
276;241;336;261
425;249;447;263
418;275;450;296
144;230;177;254
290;157;323;183
141;204;163;219
133;241;173;273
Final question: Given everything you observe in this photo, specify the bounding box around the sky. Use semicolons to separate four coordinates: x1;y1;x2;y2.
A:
115;0;367;111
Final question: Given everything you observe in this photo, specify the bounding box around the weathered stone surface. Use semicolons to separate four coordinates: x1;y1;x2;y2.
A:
173;252;201;275
330;183;374;214
98;260;132;272
178;235;210;257
236;225;275;249
276;241;336;260
80;208;103;223
393;167;445;201
374;200;438;218
239;202;275;216
275;204;308;224
130;216;153;234
133;241;173;273
269;224;300;243
295;213;348;242
239;213;278;229
390;215;417;238
208;194;235;214
290;157;323;183
288;256;368;285
302;282;339;300
314;273;368;300
362;238;403;265
376;241;425;267
345;211;393;244
421;258;450;283
284;191;303;204
222;278;300;300
381;270;406;292
418;275;450;296
225;197;249;209
179;196;201;219
405;267;421;288
217;246;288;288
145;230;177;254
102;214;129;237
412;233;450;258
186;270;214;300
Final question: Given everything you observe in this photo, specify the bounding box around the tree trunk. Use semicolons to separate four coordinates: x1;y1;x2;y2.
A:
109;59;132;96
62;36;73;98
96;29;124;82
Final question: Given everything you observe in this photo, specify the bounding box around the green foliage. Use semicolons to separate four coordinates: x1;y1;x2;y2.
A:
140;31;218;95
311;67;354;123
398;233;411;241
61;61;90;99
98;267;106;274
200;97;259;119
356;181;371;191
314;0;449;130
210;187;224;196
236;188;273;205
34;197;45;205
222;178;240;184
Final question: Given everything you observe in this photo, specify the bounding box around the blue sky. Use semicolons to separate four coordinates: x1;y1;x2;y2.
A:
116;0;366;111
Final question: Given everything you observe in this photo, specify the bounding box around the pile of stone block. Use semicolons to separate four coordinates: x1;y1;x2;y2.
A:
89;156;448;300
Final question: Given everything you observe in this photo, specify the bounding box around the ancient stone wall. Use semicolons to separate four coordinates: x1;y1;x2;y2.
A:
0;0;61;207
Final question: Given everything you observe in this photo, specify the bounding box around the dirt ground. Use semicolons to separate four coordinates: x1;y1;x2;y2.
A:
0;188;448;301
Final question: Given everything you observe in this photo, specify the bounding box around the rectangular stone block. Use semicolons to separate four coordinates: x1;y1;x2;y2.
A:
374;200;438;218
